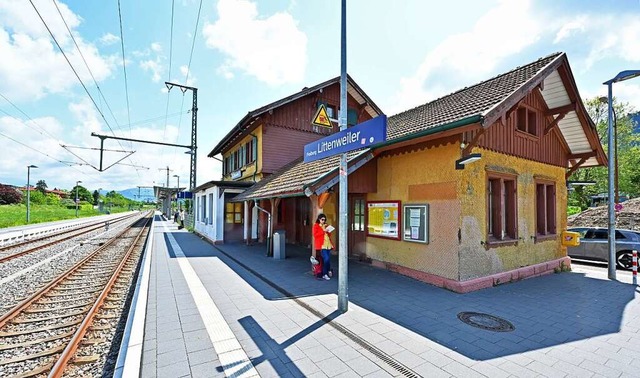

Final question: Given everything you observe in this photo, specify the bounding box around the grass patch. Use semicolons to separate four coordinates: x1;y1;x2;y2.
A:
0;204;129;228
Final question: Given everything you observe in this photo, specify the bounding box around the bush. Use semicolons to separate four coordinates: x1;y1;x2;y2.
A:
0;185;23;204
25;190;46;205
45;193;61;205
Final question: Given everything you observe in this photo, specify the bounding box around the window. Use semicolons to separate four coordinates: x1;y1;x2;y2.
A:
326;105;336;120
352;199;365;231
245;139;256;164
535;181;556;236
347;108;358;126
208;193;214;225
226;202;243;224
201;194;207;223
487;174;517;242
516;106;538;136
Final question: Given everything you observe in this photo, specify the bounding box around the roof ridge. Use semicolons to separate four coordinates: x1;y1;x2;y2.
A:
390;52;563;119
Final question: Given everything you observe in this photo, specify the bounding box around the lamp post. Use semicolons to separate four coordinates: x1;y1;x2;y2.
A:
75;180;82;217
26;165;38;223
173;174;180;210
603;70;640;280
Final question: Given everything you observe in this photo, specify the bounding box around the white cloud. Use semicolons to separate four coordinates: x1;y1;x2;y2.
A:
99;32;119;45
179;65;196;86
140;59;164;82
553;16;587;44
580;16;640;69
202;0;307;85
389;0;543;114
0;0;115;101
151;42;162;53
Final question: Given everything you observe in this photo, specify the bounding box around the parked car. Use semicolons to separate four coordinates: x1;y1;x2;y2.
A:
567;227;639;269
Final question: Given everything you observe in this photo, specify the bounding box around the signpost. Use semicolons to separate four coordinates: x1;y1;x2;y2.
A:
304;115;387;163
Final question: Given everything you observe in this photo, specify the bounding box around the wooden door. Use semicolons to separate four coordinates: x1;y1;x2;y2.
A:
295;197;311;247
224;194;244;243
349;195;366;257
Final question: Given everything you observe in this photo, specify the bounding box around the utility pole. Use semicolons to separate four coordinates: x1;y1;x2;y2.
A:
158;166;172;188
165;82;198;191
338;0;348;313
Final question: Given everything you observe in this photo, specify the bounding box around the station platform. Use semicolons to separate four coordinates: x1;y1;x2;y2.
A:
131;215;640;378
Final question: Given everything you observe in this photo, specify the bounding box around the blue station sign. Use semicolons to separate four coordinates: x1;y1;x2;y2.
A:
304;115;387;163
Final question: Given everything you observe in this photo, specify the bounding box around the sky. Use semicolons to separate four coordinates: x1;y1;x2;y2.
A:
1;0;640;193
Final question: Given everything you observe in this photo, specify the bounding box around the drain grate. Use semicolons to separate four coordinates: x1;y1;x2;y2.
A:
457;312;515;332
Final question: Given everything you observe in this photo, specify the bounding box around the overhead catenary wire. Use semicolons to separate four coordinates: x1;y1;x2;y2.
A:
117;0;133;147
28;0;139;176
0;131;102;181
172;0;203;163
0;92;58;140
161;0;176;163
51;0;125;137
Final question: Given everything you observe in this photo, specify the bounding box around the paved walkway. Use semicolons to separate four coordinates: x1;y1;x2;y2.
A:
140;216;640;377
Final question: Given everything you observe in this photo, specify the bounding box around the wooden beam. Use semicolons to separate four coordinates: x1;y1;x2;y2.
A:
545;102;575;116
463;128;486;155
568;151;597;160
544;113;566;135
566;157;588;179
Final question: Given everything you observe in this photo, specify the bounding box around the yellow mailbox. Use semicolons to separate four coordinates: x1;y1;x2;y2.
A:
561;231;580;247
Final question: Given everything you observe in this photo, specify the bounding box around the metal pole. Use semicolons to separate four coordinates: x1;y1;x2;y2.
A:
606;83;616;280
75;182;79;217
338;0;348;313
190;88;198;192
26;166;31;223
632;250;637;286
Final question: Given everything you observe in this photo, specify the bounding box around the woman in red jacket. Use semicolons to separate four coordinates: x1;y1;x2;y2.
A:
312;213;333;280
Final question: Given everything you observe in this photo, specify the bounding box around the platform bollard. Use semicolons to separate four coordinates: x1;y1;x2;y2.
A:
633;250;637;286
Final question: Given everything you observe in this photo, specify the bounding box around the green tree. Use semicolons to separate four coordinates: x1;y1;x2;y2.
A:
93;190;101;205
568;97;639;209
71;185;93;203
36;179;47;194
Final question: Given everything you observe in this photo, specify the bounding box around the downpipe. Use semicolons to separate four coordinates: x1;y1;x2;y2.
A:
254;200;272;256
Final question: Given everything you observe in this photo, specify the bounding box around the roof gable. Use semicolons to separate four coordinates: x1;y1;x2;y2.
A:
208;75;383;157
387;52;563;140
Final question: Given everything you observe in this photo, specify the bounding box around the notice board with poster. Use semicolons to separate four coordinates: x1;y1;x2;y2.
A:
403;204;429;243
366;201;401;240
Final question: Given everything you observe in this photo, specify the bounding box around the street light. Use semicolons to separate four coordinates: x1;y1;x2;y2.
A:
75;180;82;217
603;69;640;280
173;174;180;210
26;165;38;223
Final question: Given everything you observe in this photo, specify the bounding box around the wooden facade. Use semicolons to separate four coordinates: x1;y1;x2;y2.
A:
464;89;569;167
260;84;373;173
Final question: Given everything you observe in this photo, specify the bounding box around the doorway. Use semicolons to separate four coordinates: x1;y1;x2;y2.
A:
348;195;366;257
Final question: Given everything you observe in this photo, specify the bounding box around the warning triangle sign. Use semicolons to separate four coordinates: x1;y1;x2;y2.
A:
311;104;333;128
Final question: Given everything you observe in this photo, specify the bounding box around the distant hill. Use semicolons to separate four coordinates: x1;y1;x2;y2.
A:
99;188;156;202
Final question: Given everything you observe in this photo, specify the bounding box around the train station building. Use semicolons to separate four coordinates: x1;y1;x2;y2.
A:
193;52;607;292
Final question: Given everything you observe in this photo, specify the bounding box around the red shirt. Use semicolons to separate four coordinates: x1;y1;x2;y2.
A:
313;223;333;250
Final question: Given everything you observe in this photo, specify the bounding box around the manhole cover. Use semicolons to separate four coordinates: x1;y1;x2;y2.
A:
457;312;515;332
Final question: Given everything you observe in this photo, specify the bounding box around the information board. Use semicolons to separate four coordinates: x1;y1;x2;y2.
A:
366;201;401;240
403;204;429;243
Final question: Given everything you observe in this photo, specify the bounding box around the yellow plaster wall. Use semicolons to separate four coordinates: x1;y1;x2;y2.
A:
367;143;462;280
222;125;264;182
459;147;568;280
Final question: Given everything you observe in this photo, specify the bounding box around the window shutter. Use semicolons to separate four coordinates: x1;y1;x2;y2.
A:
252;138;257;163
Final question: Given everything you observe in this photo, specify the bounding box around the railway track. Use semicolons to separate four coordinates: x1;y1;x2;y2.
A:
0;214;151;377
0;213;138;264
